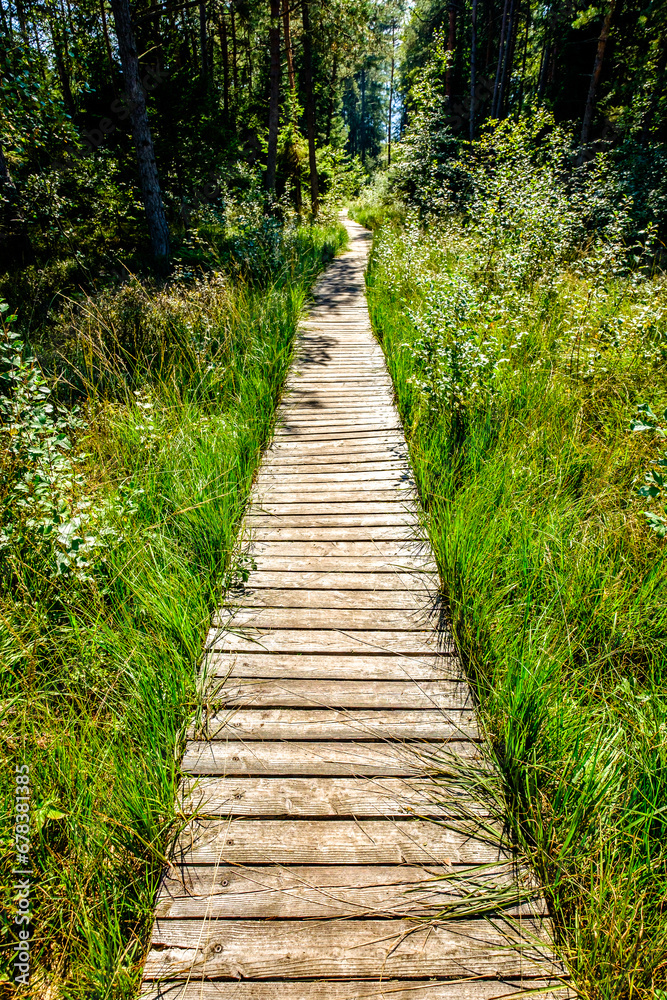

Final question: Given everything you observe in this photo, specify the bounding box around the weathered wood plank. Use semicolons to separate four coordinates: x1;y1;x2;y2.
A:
197;679;470;709
245;572;435;591
247;528;424;543
183;740;480;776
248;540;431;556
170;818;502;866
258;470;407;484
233;588;435;611
154;863;521;919
141;980;572;1000
216;608;443;632
203;652;453;680
206;628;453;656
144;918;556;980
253;491;415;506
191;708;475;741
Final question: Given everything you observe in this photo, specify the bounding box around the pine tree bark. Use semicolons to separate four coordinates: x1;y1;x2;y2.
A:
580;0;616;148
302;0;319;215
109;0;170;260
265;0;281;194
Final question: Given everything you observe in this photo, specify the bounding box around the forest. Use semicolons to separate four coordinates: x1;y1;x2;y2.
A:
1;0;667;996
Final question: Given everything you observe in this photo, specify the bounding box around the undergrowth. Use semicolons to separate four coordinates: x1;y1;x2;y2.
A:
362;117;667;1000
0;220;347;997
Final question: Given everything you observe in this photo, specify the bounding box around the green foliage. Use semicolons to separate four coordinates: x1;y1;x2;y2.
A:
630;403;667;536
367;211;667;998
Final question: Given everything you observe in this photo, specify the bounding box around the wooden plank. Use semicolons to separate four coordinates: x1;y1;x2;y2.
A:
206;629;453;656
247;516;418;529
253;491;415;506
261;455;408;469
181;776;485;818
141;980;572;1000
191;709;475;741
183;741;480;776
216;609;443;632
257;478;408;491
197;679;469;709
258;468;407;482
170;818;502;866
248;540;431;556
203;653;453;680
247;527;419;542
144;917;556;980
246;572;435;590
235;589;435;611
154;863;519;919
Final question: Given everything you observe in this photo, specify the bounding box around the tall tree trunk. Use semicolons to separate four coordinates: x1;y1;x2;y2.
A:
492;0;510;115
326;53;338;143
199;0;208;84
49;20;76;118
282;0;295;91
246;23;253;91
265;0;281;194
580;0;616;148
100;0;119;96
446;1;457;100
387;21;395;165
301;0;319;215
230;1;238;90
470;0;478;139
220;14;230;119
109;0;170;260
516;0;530;113
497;0;517;115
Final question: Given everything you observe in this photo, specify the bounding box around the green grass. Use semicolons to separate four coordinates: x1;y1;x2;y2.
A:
365;219;667;1000
0;221;347;996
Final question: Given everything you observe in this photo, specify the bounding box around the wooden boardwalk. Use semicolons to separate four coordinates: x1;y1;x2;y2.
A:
141;220;567;999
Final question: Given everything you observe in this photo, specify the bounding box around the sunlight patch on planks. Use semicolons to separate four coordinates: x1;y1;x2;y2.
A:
141;216;569;1000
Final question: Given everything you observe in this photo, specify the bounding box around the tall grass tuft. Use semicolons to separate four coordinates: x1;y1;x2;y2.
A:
0;220;347;996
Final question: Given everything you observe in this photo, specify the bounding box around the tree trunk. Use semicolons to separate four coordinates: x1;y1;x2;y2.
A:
445;2;456;100
497;0;517;115
492;0;510;115
199;0;208;84
230;1;238;90
516;0;530;114
0;0;13;42
470;0;478;139
265;0;281;194
326;53;338;143
580;0;616;148
282;0;295;91
100;0;119;96
109;0;170;260
387;20;395;165
302;0;319;215
49;20;77;118
220;14;230;119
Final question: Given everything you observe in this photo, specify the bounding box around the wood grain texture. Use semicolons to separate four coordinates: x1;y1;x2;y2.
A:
144;917;556;980
203;652;455;680
206;628;454;656
153;863;521;919
182;740;481;775
141;981;572;1000
170;818;504;866
191;708;476;741
197;679;470;709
